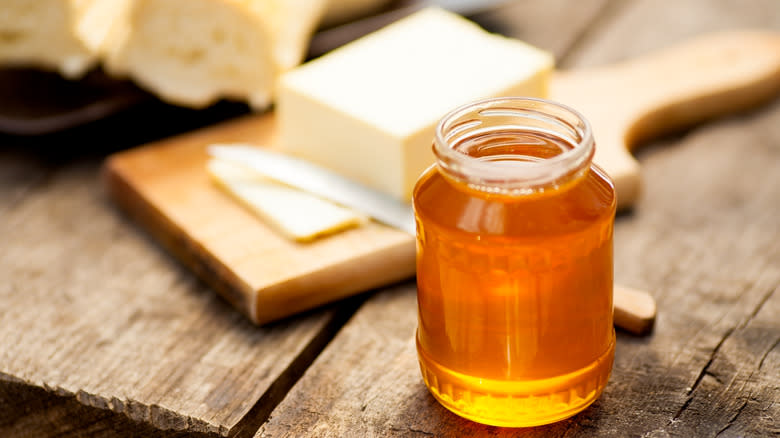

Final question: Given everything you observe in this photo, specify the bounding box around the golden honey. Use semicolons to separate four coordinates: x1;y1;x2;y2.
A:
413;98;616;427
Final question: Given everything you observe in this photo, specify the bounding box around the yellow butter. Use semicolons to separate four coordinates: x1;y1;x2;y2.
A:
207;158;366;242
277;7;554;201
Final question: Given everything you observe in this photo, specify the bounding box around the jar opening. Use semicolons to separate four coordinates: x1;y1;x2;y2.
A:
434;97;594;194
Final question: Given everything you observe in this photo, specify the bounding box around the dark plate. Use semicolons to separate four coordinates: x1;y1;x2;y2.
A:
0;68;152;136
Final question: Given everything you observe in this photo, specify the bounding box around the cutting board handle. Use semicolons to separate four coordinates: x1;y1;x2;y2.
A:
554;30;780;209
618;30;780;143
614;285;656;335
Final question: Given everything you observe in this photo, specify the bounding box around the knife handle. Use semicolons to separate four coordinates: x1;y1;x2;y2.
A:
308;1;508;58
614;285;656;335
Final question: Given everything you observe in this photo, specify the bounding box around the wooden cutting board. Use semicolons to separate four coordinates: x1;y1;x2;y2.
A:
104;30;780;325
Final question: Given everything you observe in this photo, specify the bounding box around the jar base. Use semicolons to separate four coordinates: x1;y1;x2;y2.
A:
417;335;615;428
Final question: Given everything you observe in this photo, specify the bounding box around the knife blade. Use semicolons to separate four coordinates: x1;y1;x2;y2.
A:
208;144;416;235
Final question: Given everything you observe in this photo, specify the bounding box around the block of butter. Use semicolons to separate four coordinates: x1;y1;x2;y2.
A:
207;158;366;241
277;7;554;201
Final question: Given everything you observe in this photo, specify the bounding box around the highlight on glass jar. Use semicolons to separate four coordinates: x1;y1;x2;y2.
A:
412;97;617;427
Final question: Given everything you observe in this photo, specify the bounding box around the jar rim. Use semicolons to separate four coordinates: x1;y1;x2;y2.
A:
433;97;595;192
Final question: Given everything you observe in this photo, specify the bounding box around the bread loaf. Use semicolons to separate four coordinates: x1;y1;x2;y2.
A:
0;0;393;107
0;0;124;78
100;0;328;109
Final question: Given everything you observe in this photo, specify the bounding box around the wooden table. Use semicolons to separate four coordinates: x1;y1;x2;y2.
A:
2;1;779;436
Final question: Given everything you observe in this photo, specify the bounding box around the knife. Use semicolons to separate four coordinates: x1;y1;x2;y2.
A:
208;144;657;335
209;144;417;235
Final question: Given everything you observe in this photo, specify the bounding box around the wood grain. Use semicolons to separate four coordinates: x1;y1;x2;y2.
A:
257;0;780;436
0;378;220;438
0;158;359;436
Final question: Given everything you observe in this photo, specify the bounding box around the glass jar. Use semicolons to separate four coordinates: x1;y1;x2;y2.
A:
413;97;616;427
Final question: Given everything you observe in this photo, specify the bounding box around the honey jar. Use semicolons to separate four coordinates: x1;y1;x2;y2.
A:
413;97;616;427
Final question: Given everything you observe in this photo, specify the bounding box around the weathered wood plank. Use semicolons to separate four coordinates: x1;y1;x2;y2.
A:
258;0;780;436
0;157;356;436
564;0;780;68
0;378;220;438
258;284;424;437
671;281;779;437
470;0;611;59
0;148;55;217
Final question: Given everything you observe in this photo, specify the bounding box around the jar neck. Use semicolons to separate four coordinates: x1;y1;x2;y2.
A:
433;97;594;195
